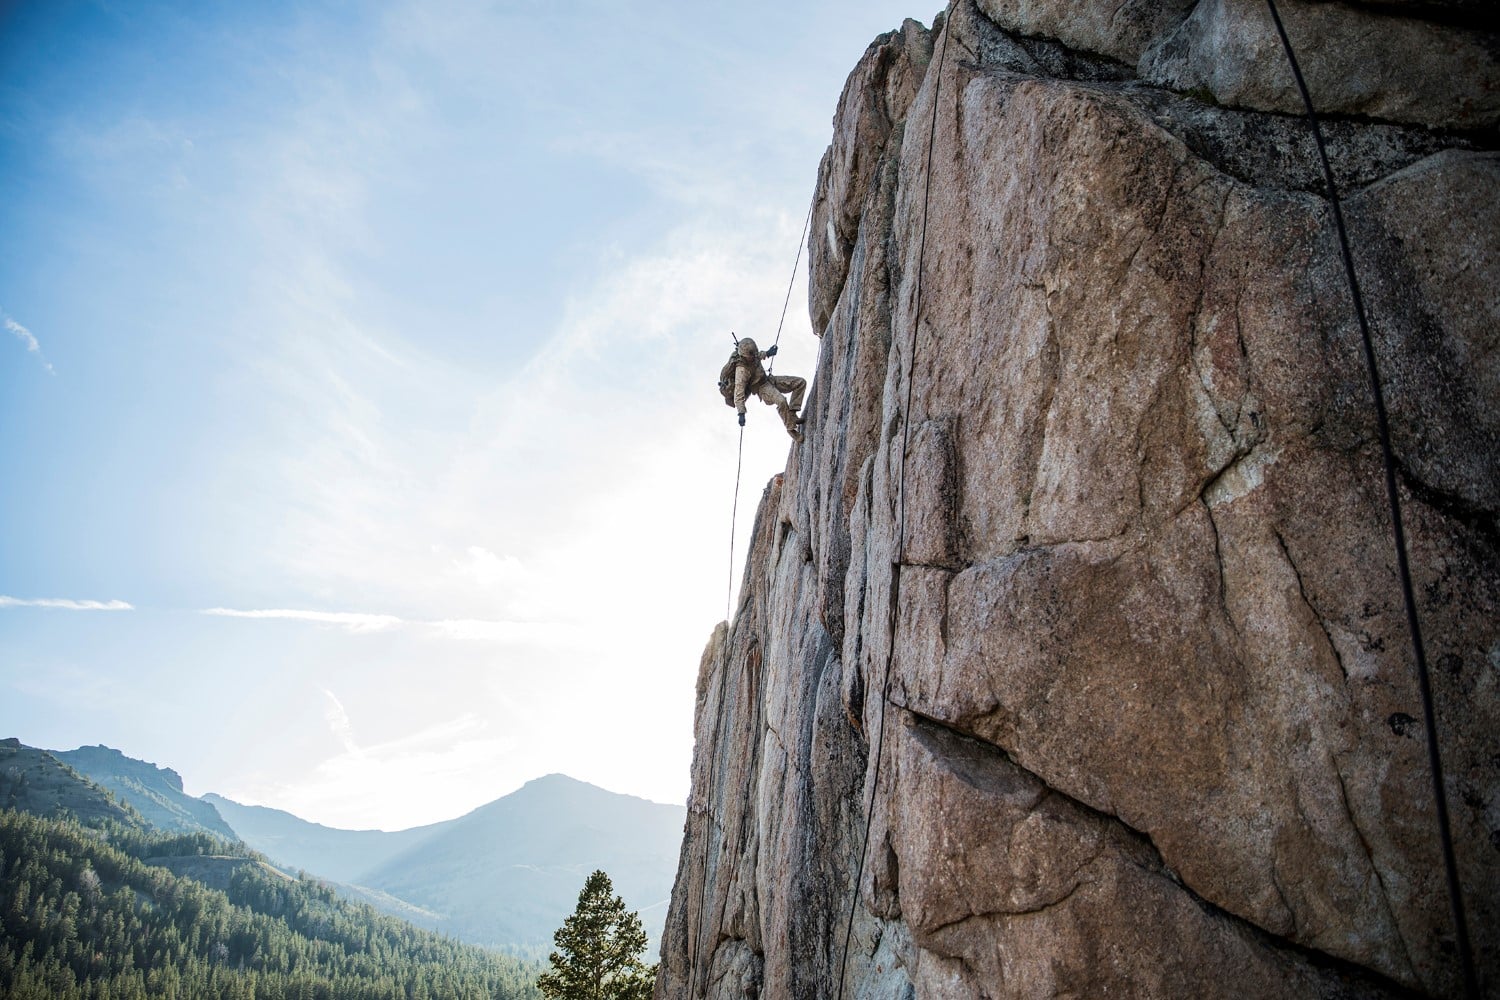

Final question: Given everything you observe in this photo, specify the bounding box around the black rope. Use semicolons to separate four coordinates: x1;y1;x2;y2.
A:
697;175;818;999
768;200;816;376
835;7;953;998
725;201;815;622
727;426;745;622
1264;3;1478;996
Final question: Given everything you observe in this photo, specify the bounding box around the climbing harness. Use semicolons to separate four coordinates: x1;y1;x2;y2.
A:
834;6;953;999
1264;3;1478;994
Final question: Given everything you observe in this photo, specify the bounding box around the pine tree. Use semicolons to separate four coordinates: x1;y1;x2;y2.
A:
536;870;655;1000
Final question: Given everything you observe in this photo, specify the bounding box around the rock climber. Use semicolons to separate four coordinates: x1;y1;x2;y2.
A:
719;336;806;442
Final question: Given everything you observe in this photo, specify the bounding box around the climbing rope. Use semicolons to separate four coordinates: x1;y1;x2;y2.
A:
697;178;820;1000
726;201;817;623
768;201;816;376
1263;4;1478;996
834;7;953;999
726;427;745;622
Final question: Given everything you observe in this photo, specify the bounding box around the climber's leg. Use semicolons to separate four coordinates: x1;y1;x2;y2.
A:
771;375;806;414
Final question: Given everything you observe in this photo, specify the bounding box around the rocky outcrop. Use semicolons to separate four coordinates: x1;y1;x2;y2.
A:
978;0;1500;130
0;740;143;830
58;743;241;840
659;3;1498;998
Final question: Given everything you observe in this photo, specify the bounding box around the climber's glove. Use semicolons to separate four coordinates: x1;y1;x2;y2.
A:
766;345;778;357
738;412;746;427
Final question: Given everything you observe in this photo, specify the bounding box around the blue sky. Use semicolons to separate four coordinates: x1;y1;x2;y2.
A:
0;0;928;829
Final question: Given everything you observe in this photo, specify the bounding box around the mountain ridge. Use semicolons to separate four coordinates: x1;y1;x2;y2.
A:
0;738;145;830
7;738;686;952
202;792;458;883
355;771;685;948
57;743;239;840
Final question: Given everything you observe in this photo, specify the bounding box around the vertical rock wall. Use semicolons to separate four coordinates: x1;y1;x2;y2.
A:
658;3;1499;997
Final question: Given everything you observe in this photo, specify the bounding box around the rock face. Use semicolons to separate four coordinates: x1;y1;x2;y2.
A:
658;3;1498;998
57;744;240;840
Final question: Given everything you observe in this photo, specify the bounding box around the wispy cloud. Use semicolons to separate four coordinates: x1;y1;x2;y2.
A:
200;607;403;631
0;596;133;611
3;312;56;374
322;689;361;755
199;605;553;642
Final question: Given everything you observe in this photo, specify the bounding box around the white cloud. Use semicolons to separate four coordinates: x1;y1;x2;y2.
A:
4;313;56;374
200;607;404;631
0;596;132;611
199;605;556;643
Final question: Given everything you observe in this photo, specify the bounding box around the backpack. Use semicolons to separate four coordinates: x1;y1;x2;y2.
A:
718;352;742;407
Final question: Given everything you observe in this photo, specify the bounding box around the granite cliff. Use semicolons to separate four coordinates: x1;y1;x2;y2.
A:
657;2;1498;998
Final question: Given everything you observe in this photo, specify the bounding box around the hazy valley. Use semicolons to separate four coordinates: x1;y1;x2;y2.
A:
22;740;684;951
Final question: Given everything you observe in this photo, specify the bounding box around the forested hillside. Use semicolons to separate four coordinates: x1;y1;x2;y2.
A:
6;739;684;961
0;738;143;830
0;809;543;999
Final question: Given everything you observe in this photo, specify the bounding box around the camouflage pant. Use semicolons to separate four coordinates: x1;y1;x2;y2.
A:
752;374;806;434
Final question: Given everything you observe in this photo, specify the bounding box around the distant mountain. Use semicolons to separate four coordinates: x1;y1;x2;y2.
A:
0;738;144;830
0;807;542;999
8;737;686;953
1;738;544;996
358;773;685;949
203;793;455;883
57;743;238;840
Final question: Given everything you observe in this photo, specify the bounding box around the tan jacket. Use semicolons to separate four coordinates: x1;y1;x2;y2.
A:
732;350;771;413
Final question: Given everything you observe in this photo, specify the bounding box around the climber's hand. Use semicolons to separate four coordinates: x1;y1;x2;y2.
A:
738;412;746;427
766;345;778;357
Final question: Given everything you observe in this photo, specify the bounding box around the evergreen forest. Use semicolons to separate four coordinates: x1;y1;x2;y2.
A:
0;808;544;1000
